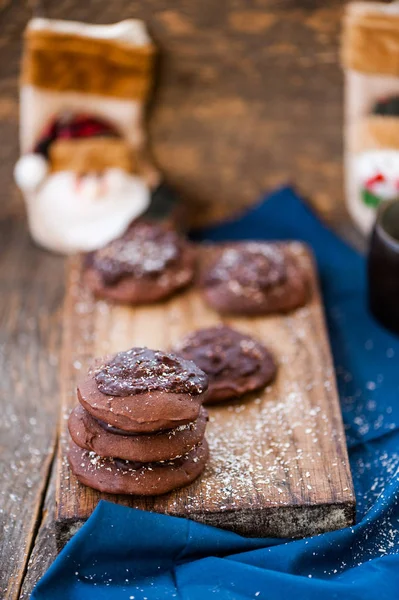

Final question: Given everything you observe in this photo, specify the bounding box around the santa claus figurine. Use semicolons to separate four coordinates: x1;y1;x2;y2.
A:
14;18;172;254
14;112;154;253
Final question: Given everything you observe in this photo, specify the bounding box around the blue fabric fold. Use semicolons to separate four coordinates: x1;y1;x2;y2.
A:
32;187;399;600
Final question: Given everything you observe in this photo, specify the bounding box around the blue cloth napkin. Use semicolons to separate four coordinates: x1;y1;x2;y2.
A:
33;187;399;600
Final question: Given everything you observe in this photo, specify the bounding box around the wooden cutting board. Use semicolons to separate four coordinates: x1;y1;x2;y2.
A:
56;243;355;545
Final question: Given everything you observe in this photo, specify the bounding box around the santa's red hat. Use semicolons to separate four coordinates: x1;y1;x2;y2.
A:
14;113;119;191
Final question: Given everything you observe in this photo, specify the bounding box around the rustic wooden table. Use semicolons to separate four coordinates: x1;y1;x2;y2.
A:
0;1;367;598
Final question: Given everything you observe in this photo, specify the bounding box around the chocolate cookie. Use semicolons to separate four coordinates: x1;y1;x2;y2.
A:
77;347;209;433
68;404;208;462
68;439;209;496
174;325;277;403
201;243;308;315
84;221;195;304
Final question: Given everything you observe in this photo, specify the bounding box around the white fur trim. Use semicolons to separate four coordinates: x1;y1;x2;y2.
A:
27;18;151;46
14;153;48;192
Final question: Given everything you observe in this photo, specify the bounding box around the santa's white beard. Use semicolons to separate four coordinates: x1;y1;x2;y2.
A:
24;168;151;254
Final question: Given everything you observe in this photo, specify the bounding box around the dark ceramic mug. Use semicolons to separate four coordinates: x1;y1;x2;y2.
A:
368;199;399;334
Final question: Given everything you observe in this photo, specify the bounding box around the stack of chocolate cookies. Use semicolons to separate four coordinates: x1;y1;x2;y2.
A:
68;347;210;496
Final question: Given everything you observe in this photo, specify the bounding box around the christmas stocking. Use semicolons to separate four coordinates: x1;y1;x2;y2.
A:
342;2;399;234
14;18;165;254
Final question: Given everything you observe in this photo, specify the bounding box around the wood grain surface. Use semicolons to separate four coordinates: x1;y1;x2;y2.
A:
0;0;372;596
56;245;355;541
19;462;58;600
0;218;64;599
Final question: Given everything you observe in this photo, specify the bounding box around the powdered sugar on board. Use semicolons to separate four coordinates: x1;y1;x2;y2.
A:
56;243;355;541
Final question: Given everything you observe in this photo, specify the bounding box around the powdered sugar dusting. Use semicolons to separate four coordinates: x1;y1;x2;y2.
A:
60;244;354;538
91;222;182;285
205;243;287;293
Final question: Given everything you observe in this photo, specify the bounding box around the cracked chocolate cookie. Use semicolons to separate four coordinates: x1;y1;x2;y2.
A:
201;242;308;315
68;403;208;462
68;438;209;495
84;221;196;304
77;347;209;433
173;325;277;403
